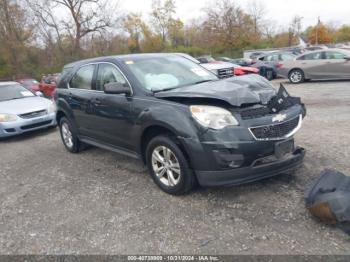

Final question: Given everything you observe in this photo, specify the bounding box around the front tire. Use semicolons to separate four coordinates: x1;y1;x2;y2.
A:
289;69;305;84
146;135;195;195
59;117;81;153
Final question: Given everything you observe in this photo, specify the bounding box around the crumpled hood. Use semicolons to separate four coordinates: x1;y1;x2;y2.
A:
155;74;276;107
0;96;52;115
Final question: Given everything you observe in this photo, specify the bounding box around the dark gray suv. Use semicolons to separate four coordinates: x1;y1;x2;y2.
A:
55;53;306;195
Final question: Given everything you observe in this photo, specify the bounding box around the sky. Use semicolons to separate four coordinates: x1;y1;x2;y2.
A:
121;0;350;30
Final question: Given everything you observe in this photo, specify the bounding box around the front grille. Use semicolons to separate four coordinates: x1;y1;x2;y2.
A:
249;115;300;140
21;120;52;130
217;68;234;78
19;110;47;119
240;106;270;120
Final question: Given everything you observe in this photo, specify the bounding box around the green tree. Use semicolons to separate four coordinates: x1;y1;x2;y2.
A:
336;25;350;42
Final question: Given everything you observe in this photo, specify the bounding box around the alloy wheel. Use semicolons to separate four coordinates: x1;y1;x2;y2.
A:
151;146;181;187
290;71;302;83
61;122;74;148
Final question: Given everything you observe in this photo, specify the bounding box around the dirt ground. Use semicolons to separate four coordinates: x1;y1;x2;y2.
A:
1;79;350;255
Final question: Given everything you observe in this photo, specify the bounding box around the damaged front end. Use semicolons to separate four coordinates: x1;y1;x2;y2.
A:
172;79;307;187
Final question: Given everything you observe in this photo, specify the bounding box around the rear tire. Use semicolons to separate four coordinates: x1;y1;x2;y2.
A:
146;135;195;195
288;69;305;84
59;117;81;153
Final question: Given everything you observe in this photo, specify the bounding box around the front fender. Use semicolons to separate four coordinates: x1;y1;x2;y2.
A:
56;98;75;121
137;103;199;137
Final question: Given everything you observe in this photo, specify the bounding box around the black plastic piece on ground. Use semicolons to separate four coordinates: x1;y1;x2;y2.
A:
305;169;350;234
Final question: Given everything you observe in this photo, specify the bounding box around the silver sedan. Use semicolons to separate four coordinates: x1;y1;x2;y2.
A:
0;82;56;138
277;49;350;84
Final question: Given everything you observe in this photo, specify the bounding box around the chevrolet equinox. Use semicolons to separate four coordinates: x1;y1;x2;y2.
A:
55;53;306;195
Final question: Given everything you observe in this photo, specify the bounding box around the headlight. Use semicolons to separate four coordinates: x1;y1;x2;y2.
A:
0;113;18;122
190;105;239;130
47;101;56;114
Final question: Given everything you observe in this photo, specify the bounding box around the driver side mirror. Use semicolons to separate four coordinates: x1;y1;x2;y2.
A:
104;82;131;96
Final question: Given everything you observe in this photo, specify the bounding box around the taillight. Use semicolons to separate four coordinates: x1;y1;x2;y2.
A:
234;68;245;75
276;63;283;69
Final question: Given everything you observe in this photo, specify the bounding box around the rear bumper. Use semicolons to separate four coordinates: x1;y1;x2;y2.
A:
195;147;305;187
0;113;56;138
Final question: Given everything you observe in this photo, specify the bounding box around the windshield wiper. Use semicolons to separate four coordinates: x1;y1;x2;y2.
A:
194;79;216;85
152;87;178;93
1;97;23;102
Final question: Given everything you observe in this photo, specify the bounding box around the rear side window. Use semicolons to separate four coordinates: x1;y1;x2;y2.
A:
96;64;128;91
70;65;95;90
297;52;322;60
324;51;345;59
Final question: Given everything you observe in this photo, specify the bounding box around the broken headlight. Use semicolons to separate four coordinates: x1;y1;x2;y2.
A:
190;105;239;130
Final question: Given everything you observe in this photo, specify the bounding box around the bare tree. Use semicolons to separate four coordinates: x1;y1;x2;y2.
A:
247;0;266;36
27;0;117;53
288;15;303;46
150;0;176;44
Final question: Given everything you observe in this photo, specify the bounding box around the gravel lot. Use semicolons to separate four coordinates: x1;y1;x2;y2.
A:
1;79;350;255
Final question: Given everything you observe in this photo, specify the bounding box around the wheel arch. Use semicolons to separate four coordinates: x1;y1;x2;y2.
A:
140;124;192;167
288;67;307;79
56;110;66;124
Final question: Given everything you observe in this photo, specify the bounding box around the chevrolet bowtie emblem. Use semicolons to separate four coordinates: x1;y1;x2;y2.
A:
272;114;287;123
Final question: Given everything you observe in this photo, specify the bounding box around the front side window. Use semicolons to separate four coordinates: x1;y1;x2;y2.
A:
324;51;346;60
281;53;295;61
70;65;95;90
265;54;279;61
124;55;218;92
96;64;128;91
0;84;35;102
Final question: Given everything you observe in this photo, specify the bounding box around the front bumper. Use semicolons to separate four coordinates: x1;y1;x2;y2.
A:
195;147;305;187
179;105;306;187
0;113;56;138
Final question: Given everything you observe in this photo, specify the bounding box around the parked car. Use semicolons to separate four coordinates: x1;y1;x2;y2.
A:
39;73;60;98
217;57;274;80
176;54;235;78
253;51;297;80
222;57;254;67
229;63;259;76
17;78;40;93
200;62;235;78
0;82;56;138
196;55;216;64
249;52;267;60
55;53;306;195
278;49;350;84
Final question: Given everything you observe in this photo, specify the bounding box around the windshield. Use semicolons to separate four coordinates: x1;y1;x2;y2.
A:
0;84;35;102
125;55;218;92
